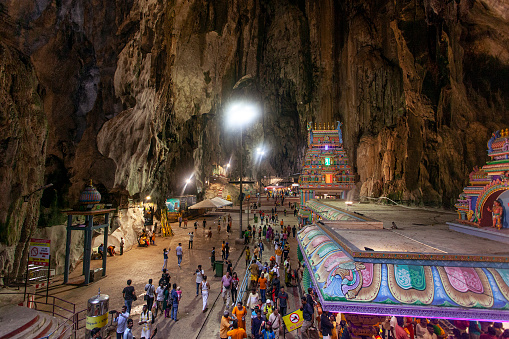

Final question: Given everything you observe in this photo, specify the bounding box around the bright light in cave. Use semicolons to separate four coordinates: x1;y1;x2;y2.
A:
226;102;258;128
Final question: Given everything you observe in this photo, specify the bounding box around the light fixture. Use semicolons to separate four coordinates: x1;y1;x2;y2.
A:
145;196;151;200
186;178;191;184
226;103;258;128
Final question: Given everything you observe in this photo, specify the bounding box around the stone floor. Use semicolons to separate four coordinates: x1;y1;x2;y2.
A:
46;196;303;339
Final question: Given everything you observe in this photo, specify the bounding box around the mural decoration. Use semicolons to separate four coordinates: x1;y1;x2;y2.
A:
297;225;509;320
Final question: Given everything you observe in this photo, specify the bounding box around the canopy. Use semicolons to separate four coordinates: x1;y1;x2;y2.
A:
211;197;233;207
297;224;509;321
188;199;223;209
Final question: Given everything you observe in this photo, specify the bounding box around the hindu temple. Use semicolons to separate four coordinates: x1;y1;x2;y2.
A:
449;129;509;243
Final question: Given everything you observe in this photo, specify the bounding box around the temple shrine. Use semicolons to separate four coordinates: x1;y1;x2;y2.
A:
454;129;509;229
298;121;355;224
298;121;355;202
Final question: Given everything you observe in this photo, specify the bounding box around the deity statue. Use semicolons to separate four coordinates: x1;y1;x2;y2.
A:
487;200;503;230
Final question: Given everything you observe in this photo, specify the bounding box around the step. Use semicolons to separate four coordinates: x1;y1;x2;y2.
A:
0;305;41;339
11;312;50;339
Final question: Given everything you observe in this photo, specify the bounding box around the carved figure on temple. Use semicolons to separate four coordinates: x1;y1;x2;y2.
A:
487;200;503;230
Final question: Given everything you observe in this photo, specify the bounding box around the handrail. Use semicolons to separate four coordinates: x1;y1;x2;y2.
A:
236;259;251;305
36;308;87;339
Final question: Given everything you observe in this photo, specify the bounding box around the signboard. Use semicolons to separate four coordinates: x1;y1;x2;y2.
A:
165;198;180;212
86;313;108;330
28;239;51;266
282;309;303;332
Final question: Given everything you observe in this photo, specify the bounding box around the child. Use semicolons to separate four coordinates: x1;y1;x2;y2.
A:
176;286;182;302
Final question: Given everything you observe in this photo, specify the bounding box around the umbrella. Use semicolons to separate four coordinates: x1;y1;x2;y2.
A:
211;197;233;207
188;199;223;209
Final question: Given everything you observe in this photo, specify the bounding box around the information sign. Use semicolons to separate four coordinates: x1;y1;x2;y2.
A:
282;309;304;332
28;239;51;266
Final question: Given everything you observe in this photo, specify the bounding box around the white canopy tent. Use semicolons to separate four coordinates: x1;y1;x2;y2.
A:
211;197;233;207
188;199;223;209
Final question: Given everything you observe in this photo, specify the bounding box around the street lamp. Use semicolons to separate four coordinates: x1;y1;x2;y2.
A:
226;102;258;238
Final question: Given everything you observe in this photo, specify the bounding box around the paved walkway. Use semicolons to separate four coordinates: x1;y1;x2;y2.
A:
46;196;303;338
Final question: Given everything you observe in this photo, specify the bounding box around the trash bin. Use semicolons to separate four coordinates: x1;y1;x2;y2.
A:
214;261;224;277
254;216;258;223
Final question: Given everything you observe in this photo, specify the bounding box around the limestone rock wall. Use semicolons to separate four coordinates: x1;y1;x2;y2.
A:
1;0;509;276
0;40;47;279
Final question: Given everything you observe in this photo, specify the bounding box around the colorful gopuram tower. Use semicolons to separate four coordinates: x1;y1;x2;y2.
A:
455;128;509;229
298;121;355;206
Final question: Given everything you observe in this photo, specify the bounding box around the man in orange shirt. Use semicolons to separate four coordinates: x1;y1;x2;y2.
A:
227;319;247;339
220;311;231;339
258;274;268;303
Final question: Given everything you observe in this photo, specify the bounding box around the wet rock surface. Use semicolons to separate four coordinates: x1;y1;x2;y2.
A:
0;0;508;276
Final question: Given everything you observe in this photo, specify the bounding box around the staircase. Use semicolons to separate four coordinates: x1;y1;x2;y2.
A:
0;305;70;339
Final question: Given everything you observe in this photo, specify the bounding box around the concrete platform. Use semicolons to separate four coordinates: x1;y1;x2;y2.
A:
448;222;509;244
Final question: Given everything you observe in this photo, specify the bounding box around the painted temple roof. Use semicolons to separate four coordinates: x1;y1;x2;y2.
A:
304;199;376;222
297;224;509;321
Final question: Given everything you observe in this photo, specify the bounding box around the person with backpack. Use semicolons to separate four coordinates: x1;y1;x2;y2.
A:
144;278;155;311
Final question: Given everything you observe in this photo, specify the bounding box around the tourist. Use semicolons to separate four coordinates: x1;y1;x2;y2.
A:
98;243;104;259
194;265;204;296
159;269;171;287
211;247;216;270
154;282;165;317
231;272;239;305
301;296;313;339
321;310;334;339
176;242;183;268
424;324;438;339
232;301;248;330
258;240;264;259
253;246;260;259
275;246;282;265
227;319;248;339
194;221;198;232
480;327;498;339
113;305;129;339
245;247;251;267
162;248;169;270
268;308;281;339
170;283;179;321
220;311;231;339
222;241;226;259
120;237;124;255
184;217;188;228
108;245;116;256
188;231;194;248
201;275;210;313
252;310;264;339
203;219;207;229
122;279;136;313
263;299;274;321
277;286;288;316
292;225;296;237
138;304;153;339
415;319;429;339
260;322;276;339
178;215;182;227
163;285;171;318
247;289;260;314
123;318;134;339
222;270;233;307
225;242;230;260
258;271;268;303
250;260;259;289
144;278;155;311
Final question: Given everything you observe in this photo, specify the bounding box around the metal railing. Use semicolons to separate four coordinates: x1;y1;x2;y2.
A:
0;292;85;339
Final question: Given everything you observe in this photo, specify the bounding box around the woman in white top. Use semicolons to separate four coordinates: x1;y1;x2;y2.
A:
201;275;210;313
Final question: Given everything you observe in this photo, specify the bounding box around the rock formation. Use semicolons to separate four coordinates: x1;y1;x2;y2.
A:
0;0;508;276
